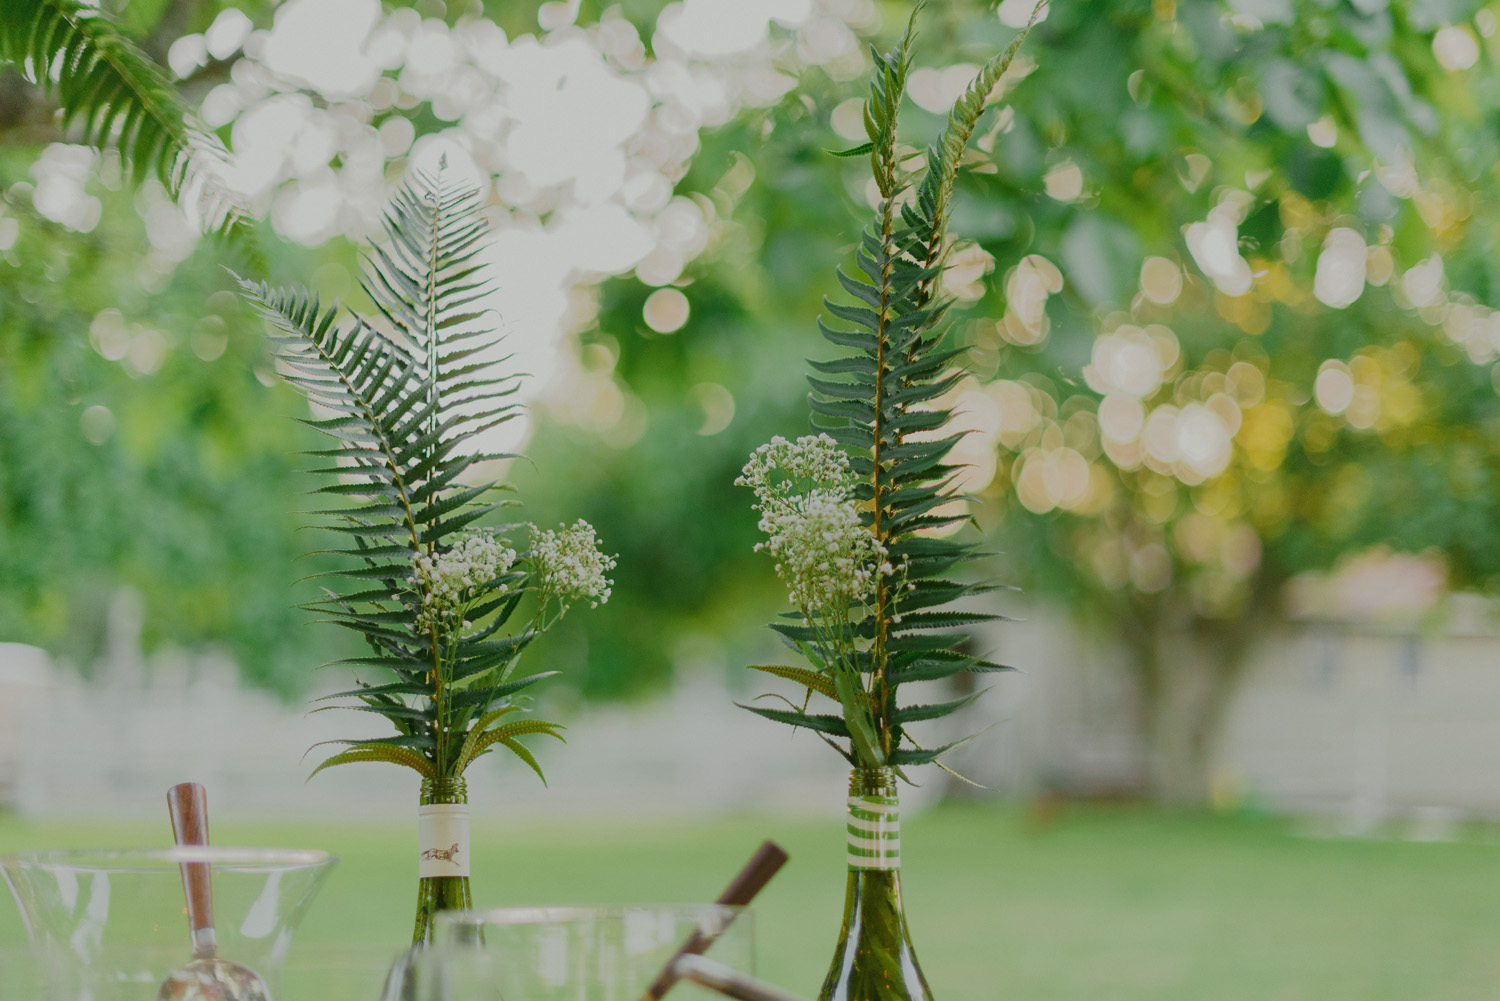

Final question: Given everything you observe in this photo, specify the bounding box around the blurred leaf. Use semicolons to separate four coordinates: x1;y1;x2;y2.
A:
1059;214;1140;308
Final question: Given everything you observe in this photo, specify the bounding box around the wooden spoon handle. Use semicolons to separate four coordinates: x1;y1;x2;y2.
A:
671;955;812;1001
638;840;789;1001
166;782;217;956
714;841;789;908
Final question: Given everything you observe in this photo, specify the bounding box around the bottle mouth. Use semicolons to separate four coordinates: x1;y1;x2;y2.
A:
435;903;749;934
849;765;898;793
2;847;337;874
441;906;750;930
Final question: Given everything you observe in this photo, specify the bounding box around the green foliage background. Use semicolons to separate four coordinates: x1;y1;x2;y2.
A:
6;0;1500;770
0;155;341;692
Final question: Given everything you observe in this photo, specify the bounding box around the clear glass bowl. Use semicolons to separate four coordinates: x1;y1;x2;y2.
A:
2;847;337;1001
415;904;754;1001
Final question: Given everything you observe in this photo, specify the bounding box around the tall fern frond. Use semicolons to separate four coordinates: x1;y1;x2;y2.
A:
0;0;240;229
744;2;1043;772
238;163;564;783
362;170;523;475
907;0;1051;300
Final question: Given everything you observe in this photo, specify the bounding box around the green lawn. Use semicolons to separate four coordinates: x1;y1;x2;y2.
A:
3;804;1500;1000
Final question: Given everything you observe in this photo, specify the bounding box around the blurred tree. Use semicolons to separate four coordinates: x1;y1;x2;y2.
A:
531;0;1500;799
939;0;1500;799
0;0;351;688
0;153;351;690
8;0;1500;817
0;0;262;224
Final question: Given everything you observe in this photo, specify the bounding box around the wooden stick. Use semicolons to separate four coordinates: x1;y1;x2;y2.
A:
637;840;789;1001
671;954;812;1001
166;782;217;957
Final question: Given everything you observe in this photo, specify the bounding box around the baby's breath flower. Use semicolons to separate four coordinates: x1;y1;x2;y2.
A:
740;435;894;612
530;519;617;607
411;532;517;636
735;434;855;514
755;490;889;610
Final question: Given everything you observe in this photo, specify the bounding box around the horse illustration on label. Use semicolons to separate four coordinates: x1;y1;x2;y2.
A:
421;842;461;866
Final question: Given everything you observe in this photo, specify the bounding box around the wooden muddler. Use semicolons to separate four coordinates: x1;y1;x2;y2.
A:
638;839;789;1001
166;782;217;957
671;954;811;1001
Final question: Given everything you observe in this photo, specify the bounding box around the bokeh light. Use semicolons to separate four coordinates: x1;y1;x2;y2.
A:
643;287;691;333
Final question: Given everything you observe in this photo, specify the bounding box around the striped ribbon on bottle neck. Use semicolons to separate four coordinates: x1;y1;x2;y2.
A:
846;793;900;870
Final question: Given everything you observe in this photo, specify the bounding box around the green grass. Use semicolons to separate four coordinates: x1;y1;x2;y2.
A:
3;804;1500;1000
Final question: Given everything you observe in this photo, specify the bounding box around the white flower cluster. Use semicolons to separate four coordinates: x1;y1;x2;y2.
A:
737;434;892;611
760;491;892;610
530;520;617;607
735;433;855;501
411;533;517;635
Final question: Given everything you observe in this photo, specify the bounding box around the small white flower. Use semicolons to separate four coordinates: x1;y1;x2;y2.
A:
740;434;896;611
529;519;617;606
753;492;889;609
735;434;854;511
411;532;517;636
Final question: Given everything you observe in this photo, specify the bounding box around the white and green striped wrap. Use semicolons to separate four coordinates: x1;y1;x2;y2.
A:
846;793;900;870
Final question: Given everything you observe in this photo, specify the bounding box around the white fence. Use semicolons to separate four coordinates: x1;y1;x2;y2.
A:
6;598;1500;822
951;602;1500;824
0;648;877;818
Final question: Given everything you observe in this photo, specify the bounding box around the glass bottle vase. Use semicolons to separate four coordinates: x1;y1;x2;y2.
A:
819;767;934;1001
411;775;472;945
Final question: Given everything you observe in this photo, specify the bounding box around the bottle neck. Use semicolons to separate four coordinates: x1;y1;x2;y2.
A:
421;776;468;806
846;767;900;872
418;776;471;879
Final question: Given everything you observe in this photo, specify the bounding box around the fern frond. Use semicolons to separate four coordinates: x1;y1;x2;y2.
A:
737;703;853;738
456;719;565;776
891;688;989;725
748;664;839;702
496;737;549;785
889;651;1011;684
0;0;243;229
309;742;438;781
240;165;569;785
743;4;1042;771
451;704;522;774
910;1;1049;293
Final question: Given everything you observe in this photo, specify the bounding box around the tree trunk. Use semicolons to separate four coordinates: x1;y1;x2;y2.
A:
1141;631;1241;802
1123;605;1262;804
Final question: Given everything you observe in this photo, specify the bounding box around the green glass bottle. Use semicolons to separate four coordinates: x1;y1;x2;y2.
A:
819;767;933;1001
411;775;473;944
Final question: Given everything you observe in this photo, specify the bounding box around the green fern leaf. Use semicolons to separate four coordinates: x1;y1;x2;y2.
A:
457;719;565;775
744;3;1042;771
497;737;549;786
891;688;990;725
239;164;577;785
309;743;437;781
748;664;838;702
0;0;244;228
737;703;852;738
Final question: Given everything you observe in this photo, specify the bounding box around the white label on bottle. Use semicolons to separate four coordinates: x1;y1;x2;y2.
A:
846;794;900;870
418;803;470;877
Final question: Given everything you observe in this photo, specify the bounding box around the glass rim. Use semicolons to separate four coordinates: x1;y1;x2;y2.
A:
1;847;338;873
434;903;750;928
